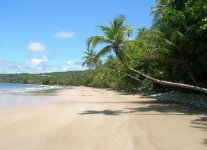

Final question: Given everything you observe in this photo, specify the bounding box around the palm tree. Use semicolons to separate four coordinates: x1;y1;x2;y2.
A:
87;16;207;94
87;15;133;63
82;48;97;69
82;49;142;83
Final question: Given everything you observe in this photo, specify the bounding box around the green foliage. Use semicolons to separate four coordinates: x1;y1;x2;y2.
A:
0;71;92;86
87;15;134;62
86;0;207;92
151;0;207;86
82;48;97;69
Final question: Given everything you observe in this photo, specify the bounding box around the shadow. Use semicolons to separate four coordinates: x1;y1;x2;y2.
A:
116;92;135;95
203;139;207;145
190;116;207;146
79;109;124;116
77;97;207;146
125;103;198;115
79;109;191;116
128;113;186;116
81;94;94;96
78;100;205;116
191;117;207;130
135;100;175;104
78;101;201;116
58;100;158;104
192;117;207;124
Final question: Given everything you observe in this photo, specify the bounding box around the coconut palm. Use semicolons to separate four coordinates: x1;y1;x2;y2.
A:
87;15;133;63
82;48;97;69
87;16;207;94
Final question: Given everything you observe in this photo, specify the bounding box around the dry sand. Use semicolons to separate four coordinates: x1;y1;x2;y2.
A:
0;86;206;150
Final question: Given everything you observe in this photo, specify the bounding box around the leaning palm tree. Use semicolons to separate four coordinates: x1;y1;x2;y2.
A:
87;15;207;94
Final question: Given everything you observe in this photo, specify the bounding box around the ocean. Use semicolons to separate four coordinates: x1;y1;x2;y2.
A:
0;83;62;108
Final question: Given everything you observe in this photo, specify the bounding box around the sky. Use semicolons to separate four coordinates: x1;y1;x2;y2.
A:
0;0;156;73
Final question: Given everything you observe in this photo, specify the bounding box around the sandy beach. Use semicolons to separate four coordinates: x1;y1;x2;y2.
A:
0;86;206;150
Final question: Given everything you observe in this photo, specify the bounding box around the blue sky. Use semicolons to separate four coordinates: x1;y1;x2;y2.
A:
0;0;155;73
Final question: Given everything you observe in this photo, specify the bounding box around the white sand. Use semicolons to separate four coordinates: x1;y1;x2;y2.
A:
0;86;206;150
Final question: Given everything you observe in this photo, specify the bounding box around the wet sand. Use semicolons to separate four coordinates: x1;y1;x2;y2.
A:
0;86;206;150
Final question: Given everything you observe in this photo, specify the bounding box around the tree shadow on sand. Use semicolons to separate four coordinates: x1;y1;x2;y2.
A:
127;100;204;115
78;99;207;146
125;102;198;115
191;117;207;136
203;139;207;145
79;109;124;116
79;100;205;116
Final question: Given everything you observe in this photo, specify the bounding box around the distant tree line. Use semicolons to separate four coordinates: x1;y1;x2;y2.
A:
0;71;94;86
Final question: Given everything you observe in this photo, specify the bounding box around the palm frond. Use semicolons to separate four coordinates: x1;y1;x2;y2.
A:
118;49;131;65
171;30;187;43
111;15;126;38
82;61;86;67
111;15;126;28
97;25;110;33
87;36;111;49
123;25;134;37
86;15;134;67
93;45;112;62
82;48;97;69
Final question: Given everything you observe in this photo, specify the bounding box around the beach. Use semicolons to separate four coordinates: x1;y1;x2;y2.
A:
0;86;206;150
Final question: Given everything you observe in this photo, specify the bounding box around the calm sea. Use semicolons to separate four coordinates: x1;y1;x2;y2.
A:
0;83;62;108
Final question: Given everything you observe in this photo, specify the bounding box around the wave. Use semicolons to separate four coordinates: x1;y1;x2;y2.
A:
25;85;63;92
0;89;25;94
0;83;63;95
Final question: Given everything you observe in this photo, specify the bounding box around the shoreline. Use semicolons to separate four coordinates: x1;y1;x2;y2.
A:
0;86;206;150
0;90;59;110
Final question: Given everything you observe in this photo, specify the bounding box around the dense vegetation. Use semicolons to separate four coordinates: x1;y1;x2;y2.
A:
83;0;207;93
0;0;206;94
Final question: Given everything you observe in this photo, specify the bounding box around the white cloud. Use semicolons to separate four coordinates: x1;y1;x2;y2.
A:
31;55;48;66
0;59;85;74
28;42;46;51
54;31;75;39
0;60;33;73
62;60;85;71
67;60;75;65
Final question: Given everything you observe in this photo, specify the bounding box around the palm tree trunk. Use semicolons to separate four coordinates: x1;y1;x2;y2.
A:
97;64;142;83
187;71;199;86
120;61;207;94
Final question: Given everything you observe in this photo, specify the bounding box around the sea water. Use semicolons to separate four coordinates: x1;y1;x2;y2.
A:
0;83;62;108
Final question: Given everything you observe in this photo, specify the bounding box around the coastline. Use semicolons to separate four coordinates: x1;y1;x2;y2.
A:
0;90;59;109
0;86;206;150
